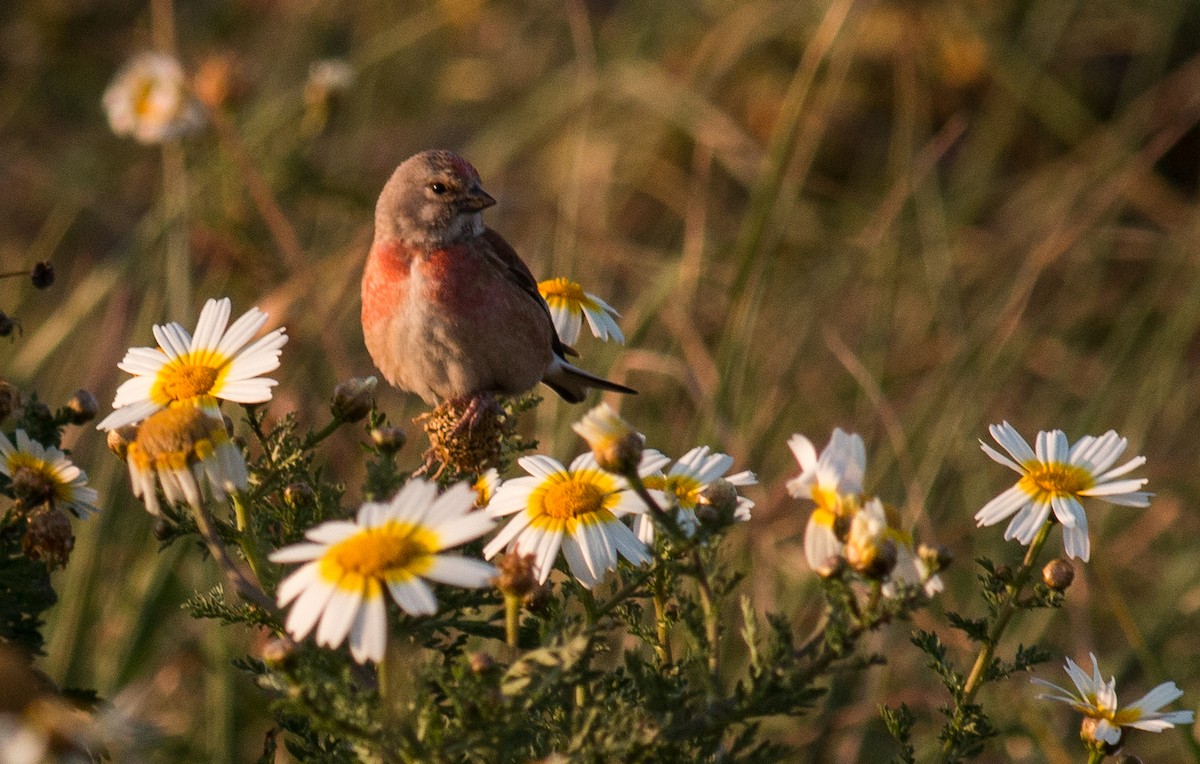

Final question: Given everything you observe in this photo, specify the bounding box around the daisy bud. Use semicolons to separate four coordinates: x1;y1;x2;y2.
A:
494;553;538;599
917;542;954;575
193;53;244;109
331;376;377;423
369;425;407;453
153;518;173;541
30;262;54;290
844;505;897;579
696;478;738;527
283;482;314;508
261;637;297;668
1081;716;1122;754
22;504;73;568
65;389;98;424
0;380;20;421
468;652;494;674
107;425;137;461
572;402;643;475
1042;558;1075;591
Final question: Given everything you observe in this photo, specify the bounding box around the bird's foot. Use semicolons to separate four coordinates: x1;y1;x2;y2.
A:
451;393;501;436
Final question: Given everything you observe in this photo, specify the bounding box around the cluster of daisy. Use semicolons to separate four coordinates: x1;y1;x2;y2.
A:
97;297;287;516
270;402;757;662
791;428;943;596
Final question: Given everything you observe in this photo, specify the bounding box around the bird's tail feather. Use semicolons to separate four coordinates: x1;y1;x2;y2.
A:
544;357;636;403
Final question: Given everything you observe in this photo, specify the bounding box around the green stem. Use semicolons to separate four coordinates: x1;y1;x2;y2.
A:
591;567;654;620
939;518;1055;762
653;569;672;665
302;418;345;450
504;593;520;649
1086;750;1105;764
578;585;598;625
189;500;273;610
624;470;687;543
691;547;720;691
231;492;270;586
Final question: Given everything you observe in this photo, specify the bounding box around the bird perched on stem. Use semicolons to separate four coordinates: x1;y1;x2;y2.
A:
362;149;634;424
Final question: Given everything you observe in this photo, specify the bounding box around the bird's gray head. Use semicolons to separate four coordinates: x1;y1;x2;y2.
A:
374;149;496;249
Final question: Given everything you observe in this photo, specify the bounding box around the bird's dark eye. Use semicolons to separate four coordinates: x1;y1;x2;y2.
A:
430;182;447;195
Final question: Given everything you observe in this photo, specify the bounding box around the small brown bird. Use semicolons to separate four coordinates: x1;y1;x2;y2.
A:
361;150;634;416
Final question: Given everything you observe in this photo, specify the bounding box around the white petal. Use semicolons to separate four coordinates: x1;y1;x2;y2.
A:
423;556;496;588
316;589;362;648
975;484;1030;526
388;577;437;615
270;543;328;564
285;578;337;641
275;561;320;606
431;512;495;550
349;591;387;664
990;422;1037;464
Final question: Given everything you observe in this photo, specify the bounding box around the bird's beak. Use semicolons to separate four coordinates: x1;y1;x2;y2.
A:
457;188;496;212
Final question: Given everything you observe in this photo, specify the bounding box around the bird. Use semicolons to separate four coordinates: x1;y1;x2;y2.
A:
361;149;635;420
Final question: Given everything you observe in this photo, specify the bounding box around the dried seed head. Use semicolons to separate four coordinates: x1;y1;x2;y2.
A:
419;397;509;476
493;553;538;598
22;504;74;568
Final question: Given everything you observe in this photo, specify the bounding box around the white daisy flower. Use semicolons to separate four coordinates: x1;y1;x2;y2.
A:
632;445;756;544
537;278;624;346
483;451;668;588
787;429;867;571
0;430;98;516
97;298;288;431
125;406;247;516
1032;653;1194;749
271;480;497;664
103;51;205;144
975;422;1151;562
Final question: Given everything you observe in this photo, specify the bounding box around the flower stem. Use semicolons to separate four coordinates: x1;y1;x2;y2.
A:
939;518;1055;762
653;568;673;665
691;547;720;691
231;492;270;586
1086;750;1105;764
188;500;273;610
302;418;344;451
504;592;520;649
578;585;598;625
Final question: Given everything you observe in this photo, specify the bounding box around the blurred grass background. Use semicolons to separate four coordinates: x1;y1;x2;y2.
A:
3;0;1200;760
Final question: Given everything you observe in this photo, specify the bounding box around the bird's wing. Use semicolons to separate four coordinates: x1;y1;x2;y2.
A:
481;227;577;358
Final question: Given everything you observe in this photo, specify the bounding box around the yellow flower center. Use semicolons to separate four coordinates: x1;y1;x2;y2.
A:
537;277;586;303
152;353;228;404
320;522;436;588
132;78;157;118
542;479;605;520
645;474;703;510
128;406;230;473
1019;461;1094;496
